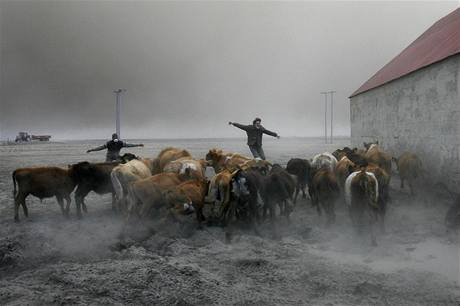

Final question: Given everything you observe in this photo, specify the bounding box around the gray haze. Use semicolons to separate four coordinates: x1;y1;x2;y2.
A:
0;1;457;140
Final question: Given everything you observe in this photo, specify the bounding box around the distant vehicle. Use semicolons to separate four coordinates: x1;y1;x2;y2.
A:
15;132;31;142
15;132;51;142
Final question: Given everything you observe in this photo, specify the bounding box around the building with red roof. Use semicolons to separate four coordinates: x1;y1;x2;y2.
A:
350;8;460;190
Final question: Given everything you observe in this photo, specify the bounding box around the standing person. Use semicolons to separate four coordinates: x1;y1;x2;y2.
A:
228;117;280;160
86;133;144;162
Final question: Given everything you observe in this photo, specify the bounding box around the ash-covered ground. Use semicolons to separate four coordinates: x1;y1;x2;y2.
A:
0;138;459;305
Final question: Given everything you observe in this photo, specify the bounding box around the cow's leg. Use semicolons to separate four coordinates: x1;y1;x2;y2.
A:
14;197;20;222
316;198;322;216
82;199;88;213
324;200;335;226
55;195;67;217
284;199;293;218
14;193;27;222
293;185;299;205
277;201;284;216
20;193;29;218
369;210;378;246
262;198;269;220
269;201;276;222
308;188;316;207
64;195;71;216
195;204;205;229
301;182;307;199
111;192;116;212
248;197;260;235
378;206;386;234
409;179;415;196
75;186;89;218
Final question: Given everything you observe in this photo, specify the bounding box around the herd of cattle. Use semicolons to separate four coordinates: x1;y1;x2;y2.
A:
11;142;426;245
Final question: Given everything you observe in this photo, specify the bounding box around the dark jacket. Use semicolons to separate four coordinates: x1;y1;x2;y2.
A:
90;140;141;161
232;123;278;146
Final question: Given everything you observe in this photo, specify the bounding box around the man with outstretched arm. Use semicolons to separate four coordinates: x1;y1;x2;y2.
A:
228;117;280;160
86;133;144;162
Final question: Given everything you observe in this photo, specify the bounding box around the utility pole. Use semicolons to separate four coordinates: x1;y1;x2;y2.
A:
321;90;336;144
330;91;336;144
114;89;126;138
320;92;328;144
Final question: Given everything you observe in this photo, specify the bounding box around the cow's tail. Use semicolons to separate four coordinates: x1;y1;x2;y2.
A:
125;184;137;220
12;170;17;198
416;158;424;179
111;169;124;201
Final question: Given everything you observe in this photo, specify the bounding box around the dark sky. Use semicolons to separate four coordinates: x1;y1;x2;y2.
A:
1;1;457;140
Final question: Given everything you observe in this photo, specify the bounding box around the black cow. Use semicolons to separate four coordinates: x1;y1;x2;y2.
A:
286;158;311;204
262;164;296;220
69;161;120;217
69;153;138;218
224;169;262;224
220;168;265;242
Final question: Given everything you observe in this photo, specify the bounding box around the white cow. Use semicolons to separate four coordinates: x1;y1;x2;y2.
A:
111;158;153;214
311;152;338;172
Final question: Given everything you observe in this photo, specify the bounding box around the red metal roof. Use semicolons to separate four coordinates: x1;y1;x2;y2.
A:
350;8;460;98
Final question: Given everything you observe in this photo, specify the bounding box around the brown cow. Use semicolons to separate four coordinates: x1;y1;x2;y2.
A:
345;170;380;245
156;147;192;172
206;169;237;220
335;156;357;192
238;158;272;173
366;164;390;226
205;149;251;173
309;169;340;225
364;142;392;176
335;147;368;168
163;157;207;181
12;167;77;221
164;179;208;227
126;172;192;220
393;152;423;196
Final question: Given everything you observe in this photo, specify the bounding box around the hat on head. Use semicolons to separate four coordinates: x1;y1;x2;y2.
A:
253;117;262;124
112;133;118;140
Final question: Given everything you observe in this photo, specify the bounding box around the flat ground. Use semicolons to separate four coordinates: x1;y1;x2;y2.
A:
0;139;459;305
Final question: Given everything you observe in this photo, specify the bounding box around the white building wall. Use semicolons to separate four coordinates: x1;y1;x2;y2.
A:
350;54;460;190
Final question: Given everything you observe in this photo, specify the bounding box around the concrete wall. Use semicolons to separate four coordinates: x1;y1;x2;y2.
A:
350;54;460;190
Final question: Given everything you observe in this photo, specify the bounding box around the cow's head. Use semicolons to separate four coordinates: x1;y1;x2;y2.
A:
163;190;195;215
120;153;138;163
68;161;91;181
205;149;225;172
332;149;343;160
